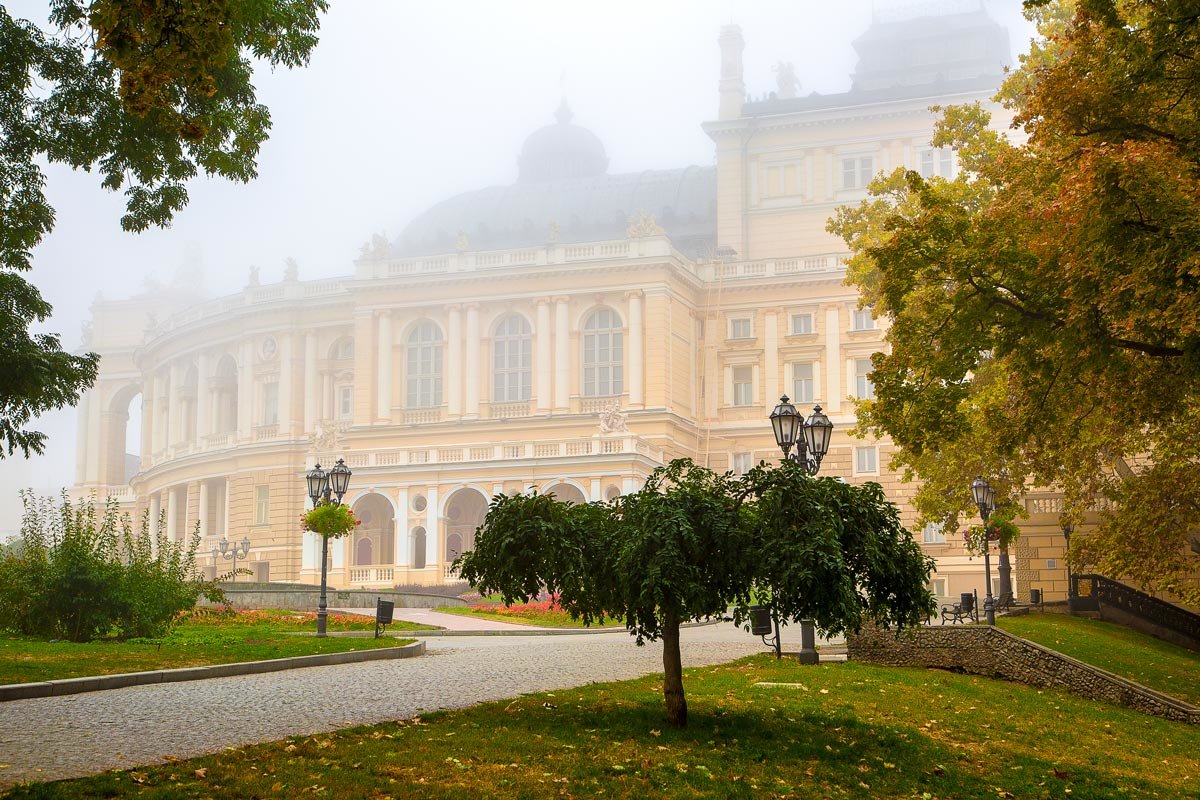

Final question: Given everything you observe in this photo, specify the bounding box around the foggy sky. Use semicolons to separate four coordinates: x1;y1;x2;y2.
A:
1;0;1038;534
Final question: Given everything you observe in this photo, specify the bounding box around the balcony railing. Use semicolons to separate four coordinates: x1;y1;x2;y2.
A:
703;252;849;281
311;435;664;472
349;566;395;585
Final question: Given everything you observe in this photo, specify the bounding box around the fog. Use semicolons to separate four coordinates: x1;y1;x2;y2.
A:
0;0;1037;534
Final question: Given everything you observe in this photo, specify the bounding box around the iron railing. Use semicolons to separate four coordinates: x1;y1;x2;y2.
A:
1073;573;1200;645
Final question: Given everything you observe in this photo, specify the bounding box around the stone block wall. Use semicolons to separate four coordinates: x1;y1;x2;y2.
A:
847;623;1200;725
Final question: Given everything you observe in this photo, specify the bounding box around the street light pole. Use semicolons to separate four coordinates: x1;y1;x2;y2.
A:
306;459;353;638
768;396;834;663
214;536;251;582
970;475;998;626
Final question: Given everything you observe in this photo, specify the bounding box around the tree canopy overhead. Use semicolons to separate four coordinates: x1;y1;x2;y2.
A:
0;0;327;457
828;0;1200;602
457;459;934;727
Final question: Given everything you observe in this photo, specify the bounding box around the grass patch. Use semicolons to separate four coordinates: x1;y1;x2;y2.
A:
998;612;1200;706
8;656;1199;799
0;608;431;685
435;604;624;628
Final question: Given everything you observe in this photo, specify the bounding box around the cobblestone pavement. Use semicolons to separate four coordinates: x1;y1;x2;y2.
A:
0;623;767;788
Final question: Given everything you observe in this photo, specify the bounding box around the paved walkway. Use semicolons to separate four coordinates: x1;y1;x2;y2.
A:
0;623;772;788
336;606;536;632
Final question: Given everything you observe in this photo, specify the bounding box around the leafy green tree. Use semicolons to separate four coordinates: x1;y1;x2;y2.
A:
457;459;934;727
829;0;1200;602
0;0;327;456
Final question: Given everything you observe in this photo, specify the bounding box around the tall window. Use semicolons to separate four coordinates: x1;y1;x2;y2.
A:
492;315;532;402
792;363;814;403
732;452;752;476
261;382;279;425
254;486;270;525
852;307;876;331
406;322;443;408
790;313;813;335
855;446;878;474
337;385;354;420
842;155;874;190
583;308;623;397
922;522;947;544
919;148;955;180
729;317;753;339
331;337;354;360
732;365;754;406
854;358;875;400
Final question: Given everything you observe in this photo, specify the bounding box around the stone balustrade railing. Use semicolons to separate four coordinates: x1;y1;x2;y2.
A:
699;252;850;281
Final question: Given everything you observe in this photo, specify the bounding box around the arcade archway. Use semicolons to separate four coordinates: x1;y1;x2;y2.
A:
351;494;394;566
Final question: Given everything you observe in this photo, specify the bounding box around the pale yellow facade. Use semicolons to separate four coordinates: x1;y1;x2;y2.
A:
73;10;1078;600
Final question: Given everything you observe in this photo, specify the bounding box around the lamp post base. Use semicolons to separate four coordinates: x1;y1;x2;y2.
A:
797;619;819;664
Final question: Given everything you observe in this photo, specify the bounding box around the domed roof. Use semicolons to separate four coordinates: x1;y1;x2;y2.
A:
517;99;608;183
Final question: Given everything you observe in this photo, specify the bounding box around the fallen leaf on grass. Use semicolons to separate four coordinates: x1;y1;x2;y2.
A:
193;768;207;779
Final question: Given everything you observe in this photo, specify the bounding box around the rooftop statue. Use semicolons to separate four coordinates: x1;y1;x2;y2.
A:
247;265;260;287
626;209;665;239
284;257;299;281
773;61;799;99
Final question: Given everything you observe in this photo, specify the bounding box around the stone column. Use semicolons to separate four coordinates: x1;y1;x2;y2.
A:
554;297;570;411
426;486;439;569
74;390;91;484
304;333;318;432
764;311;779;409
321;372;332;420
149;492;161;539
446;305;462;417
627;290;644;408
167;362;183;445
376;312;392;422
139;387;153;462
198;481;210;540
824;307;841;413
278;333;294;434
353;313;374;424
396;487;410;567
464;303;480;419
222;479;231;539
165;486;178;542
238;341;253;439
196;352;210;442
535;298;552;412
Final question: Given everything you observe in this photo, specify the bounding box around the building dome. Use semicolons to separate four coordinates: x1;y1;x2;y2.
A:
517;99;608;183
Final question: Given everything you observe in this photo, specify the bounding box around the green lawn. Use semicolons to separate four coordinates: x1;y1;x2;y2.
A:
0;608;432;685
435;604;625;628
6;655;1198;799
998;612;1200;706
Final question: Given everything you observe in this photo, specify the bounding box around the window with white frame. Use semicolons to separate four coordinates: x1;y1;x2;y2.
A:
790;312;814;335
852;307;876;331
729;317;753;339
254;485;269;525
792;363;814;403
930;577;948;598
732;452;753;475
582;308;623;397
261;382;279;425
492;314;532;402
842;155;874;190
854;358;876;400
732;365;754;407
919;147;955;180
922;521;947;544
855;446;878;474
763;163;799;198
337;385;353;420
331;337;354;360
406;322;443;408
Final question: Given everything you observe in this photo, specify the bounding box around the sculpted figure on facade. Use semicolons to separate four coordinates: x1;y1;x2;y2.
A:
309;420;348;453
598;403;629;434
625;209;664;239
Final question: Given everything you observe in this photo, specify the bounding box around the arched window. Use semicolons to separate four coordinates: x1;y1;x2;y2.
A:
411;526;427;569
406;322;443;408
582;308;623;397
492;315;531;402
330;337;354;361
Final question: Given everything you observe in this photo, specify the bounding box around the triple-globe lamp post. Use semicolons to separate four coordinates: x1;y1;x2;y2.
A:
970;475;998;626
767;395;834;662
306;458;352;637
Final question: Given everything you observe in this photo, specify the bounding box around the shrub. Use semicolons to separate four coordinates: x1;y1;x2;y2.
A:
0;493;222;642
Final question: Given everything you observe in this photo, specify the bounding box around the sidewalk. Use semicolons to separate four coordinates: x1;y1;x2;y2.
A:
334;606;536;632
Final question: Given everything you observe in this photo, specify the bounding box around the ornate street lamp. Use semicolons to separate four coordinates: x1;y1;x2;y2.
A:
970;475;998;625
213;536;251;582
306;459;353;637
765;396;834;663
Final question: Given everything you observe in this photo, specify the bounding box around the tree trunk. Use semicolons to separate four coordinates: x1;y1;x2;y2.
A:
662;609;687;727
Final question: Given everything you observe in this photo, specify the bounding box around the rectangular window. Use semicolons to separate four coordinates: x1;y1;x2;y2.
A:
930;578;948;598
852;308;876;331
855;446;878;474
790;313;813;335
792;363;814;403
922;522;947;544
919;148;955;180
261;383;279;425
843;155;874;190
854;358;875;400
729;318;753;339
732;452;753;476
732;365;754;407
337;385;353;420
254;485;269;526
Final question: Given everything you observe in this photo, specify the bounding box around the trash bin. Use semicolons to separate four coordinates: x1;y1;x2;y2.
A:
749;605;773;636
374;598;395;638
1030;588;1042;606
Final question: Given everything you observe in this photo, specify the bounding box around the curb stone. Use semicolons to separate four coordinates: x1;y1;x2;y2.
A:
0;640;425;703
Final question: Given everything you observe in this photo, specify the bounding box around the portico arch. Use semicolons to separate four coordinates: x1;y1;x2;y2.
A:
442;487;488;566
102;382;143;487
351;493;394;566
544;481;587;504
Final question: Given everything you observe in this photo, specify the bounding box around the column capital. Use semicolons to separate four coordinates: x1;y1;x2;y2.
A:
462;302;480;312
552;295;571;305
624;289;645;300
535;296;552;307
446;303;463;313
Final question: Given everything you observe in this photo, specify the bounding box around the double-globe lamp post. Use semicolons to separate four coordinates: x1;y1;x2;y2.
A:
970;475;998;626
305;458;352;637
768;395;834;663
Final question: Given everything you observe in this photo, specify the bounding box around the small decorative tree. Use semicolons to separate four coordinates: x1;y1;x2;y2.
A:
457;458;935;728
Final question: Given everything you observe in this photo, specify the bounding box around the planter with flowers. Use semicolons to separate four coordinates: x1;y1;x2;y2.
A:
300;503;360;539
962;511;1020;556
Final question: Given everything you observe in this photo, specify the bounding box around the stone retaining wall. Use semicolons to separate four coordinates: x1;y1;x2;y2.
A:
847;624;1200;725
200;588;467;610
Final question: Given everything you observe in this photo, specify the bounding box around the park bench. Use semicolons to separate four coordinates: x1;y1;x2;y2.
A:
940;591;979;625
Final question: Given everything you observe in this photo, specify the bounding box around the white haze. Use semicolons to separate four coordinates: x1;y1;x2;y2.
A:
0;0;1038;534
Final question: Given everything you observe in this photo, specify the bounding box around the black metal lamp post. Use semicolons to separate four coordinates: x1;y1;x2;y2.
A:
306;458;352;637
767;395;834;663
970;475;998;625
213;536;251;582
